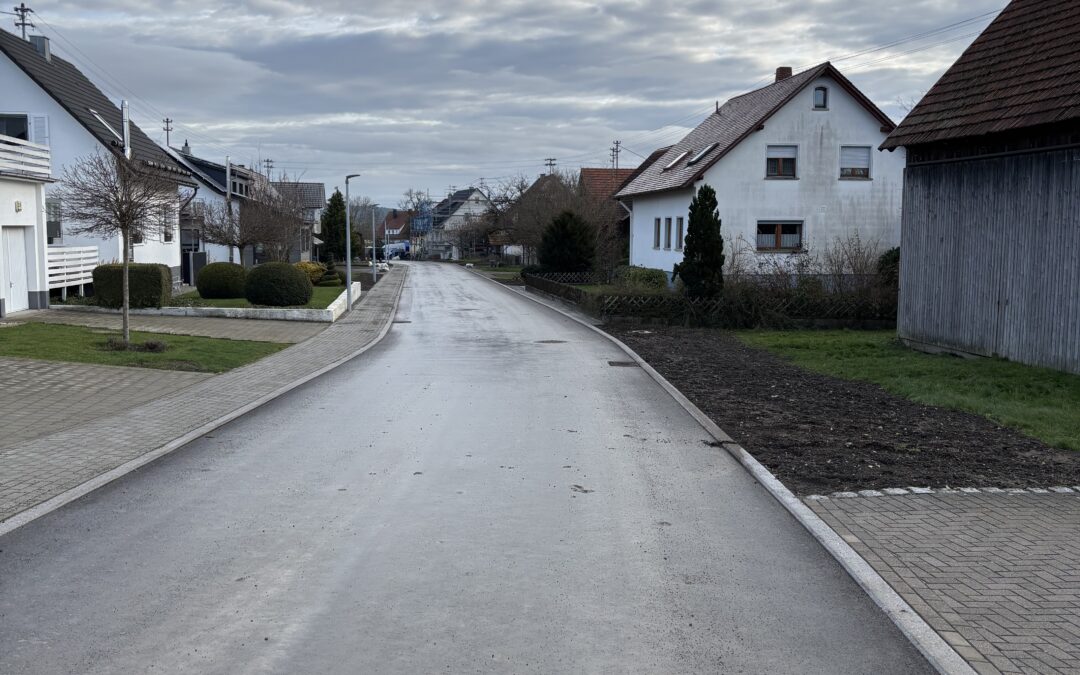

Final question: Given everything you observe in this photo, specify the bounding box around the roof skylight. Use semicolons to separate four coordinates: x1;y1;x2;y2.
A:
663;151;688;170
687;142;719;165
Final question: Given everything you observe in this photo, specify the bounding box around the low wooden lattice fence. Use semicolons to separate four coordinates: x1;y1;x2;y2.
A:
530;271;609;285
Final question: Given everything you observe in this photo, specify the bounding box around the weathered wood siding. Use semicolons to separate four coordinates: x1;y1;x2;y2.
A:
898;148;1080;374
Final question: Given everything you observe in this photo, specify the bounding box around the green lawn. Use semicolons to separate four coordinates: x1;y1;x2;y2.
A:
738;330;1080;451
170;285;344;309
0;323;287;372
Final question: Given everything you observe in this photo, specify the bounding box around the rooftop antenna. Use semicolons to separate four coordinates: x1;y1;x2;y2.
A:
162;117;174;147
14;3;33;40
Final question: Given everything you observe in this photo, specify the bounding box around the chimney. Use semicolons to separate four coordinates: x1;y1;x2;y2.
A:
181;139;191;154
29;35;51;62
775;66;792;82
121;100;132;160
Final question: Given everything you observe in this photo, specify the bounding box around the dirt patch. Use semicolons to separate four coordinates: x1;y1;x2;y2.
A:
611;327;1080;495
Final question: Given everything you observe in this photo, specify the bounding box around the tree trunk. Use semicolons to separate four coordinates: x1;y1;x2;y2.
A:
121;228;130;345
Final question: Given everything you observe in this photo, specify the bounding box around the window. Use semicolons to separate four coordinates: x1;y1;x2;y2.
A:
653;217;661;248
664;217;672;249
840;145;871;179
687;143;718;165
675;217;684;251
663;151;688;171
766;145;797;178
163;226;174;242
46;197;62;244
131;231;144;245
756;221;803;251
0;114;29;140
813;87;828;110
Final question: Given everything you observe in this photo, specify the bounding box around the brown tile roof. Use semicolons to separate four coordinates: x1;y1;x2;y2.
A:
579;168;635;202
616;62;894;198
378;209;414;238
882;0;1080;149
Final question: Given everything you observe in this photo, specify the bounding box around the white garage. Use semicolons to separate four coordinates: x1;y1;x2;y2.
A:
0;135;50;318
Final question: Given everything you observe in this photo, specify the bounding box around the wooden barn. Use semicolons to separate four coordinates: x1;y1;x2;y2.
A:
881;0;1080;374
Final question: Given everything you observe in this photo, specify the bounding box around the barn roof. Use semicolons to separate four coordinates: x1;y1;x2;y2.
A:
616;62;894;198
881;0;1080;149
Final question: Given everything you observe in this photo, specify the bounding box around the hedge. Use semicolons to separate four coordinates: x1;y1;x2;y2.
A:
244;262;313;306
294;261;327;285
196;262;246;298
92;263;171;308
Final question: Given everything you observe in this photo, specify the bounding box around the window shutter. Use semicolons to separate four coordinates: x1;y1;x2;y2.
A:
840;146;870;169
766;145;797;159
30;115;49;146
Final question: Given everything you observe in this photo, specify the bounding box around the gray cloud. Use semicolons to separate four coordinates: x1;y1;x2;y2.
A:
21;0;1000;203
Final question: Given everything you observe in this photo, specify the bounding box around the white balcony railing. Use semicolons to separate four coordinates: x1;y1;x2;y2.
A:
48;246;97;293
0;135;51;180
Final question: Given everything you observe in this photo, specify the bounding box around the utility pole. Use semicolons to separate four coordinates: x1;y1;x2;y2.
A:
544;158;556;173
612;140;621;170
13;3;33;40
262;158;274;178
162;118;174;147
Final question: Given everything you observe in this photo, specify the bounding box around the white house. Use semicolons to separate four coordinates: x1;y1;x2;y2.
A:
616;63;905;274
0;133;50;317
0;30;193;288
428;188;491;260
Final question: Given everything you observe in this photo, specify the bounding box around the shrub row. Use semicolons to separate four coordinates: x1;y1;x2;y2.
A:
93;263;172;309
193;261;314;306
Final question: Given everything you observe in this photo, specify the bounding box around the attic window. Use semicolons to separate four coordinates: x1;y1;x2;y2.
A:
87;108;123;141
687;143;718;165
813;87;828;110
663;151;689;171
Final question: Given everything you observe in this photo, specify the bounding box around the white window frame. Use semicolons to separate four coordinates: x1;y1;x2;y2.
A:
675;217;684;251
813;86;829;110
839;145;873;180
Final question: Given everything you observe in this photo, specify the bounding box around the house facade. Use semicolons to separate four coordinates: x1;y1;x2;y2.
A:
881;0;1080;374
272;181;323;263
0;30;192;286
0;133;50;317
617;63;904;275
428;188;490;260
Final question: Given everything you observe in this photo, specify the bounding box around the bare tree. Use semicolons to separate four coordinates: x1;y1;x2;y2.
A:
250;176;306;262
53;151;178;344
398;188;429;212
199;197;256;264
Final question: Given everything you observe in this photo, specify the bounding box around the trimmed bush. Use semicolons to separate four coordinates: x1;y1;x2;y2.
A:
615;265;669;291
244;262;313;306
196;262;246;299
93;263;171;309
295;261;327;285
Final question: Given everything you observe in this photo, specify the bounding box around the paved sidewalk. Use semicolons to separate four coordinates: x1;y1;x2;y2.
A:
15;309;325;343
0;358;210;451
0;267;405;525
809;491;1080;674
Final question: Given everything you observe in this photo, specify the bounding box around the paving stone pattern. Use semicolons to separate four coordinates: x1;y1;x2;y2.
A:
0;358;210;451
809;492;1080;674
15;310;326;343
0;268;405;524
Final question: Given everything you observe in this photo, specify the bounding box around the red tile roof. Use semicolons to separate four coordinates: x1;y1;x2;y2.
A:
882;0;1080;149
579;168;636;202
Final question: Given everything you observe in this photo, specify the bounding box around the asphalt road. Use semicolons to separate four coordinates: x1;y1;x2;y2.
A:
0;263;931;674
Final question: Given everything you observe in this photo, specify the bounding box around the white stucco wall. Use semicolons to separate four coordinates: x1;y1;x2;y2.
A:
0;52;180;269
629;75;906;274
0;176;48;313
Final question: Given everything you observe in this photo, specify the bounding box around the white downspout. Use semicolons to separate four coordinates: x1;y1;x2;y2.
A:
120;100;132;160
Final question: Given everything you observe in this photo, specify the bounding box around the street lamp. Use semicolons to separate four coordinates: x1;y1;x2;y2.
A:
345;174;361;309
371;203;379;283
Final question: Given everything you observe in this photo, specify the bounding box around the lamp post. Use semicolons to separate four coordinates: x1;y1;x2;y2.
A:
371;203;379;283
345;174;361;309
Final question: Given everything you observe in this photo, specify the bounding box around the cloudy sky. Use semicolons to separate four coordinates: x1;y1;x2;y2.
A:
14;1;1002;205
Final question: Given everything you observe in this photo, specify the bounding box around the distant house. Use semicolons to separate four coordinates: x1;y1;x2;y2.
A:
0;30;193;287
168;141;265;277
378;209;413;257
880;0;1080;374
428;187;491;260
0;132;51;316
579;167;635;267
271;181;324;263
616;63;904;275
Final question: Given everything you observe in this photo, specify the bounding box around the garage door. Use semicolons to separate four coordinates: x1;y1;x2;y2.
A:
3;227;29;313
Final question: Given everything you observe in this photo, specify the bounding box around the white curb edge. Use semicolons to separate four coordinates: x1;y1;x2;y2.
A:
0;269;407;539
468;268;975;675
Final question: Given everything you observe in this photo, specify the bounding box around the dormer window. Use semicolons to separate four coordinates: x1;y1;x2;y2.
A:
813;87;828;110
663;151;688;171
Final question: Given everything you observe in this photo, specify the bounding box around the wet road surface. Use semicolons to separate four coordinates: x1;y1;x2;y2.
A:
0;262;931;673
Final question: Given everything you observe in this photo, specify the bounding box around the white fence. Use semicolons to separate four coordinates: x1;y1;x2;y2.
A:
47;246;98;295
0;135;51;180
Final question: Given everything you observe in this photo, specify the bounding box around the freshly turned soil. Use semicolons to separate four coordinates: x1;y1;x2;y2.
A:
611;327;1080;495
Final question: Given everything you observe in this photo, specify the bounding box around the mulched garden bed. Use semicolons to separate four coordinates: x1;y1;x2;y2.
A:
611;327;1080;495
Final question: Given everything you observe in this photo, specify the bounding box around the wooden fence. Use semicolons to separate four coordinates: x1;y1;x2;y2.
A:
0;135;51;180
47;246;98;296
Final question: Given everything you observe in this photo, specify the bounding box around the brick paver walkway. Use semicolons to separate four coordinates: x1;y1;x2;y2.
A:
0;267;405;524
0;358;210;451
15;310;326;343
809;491;1080;675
